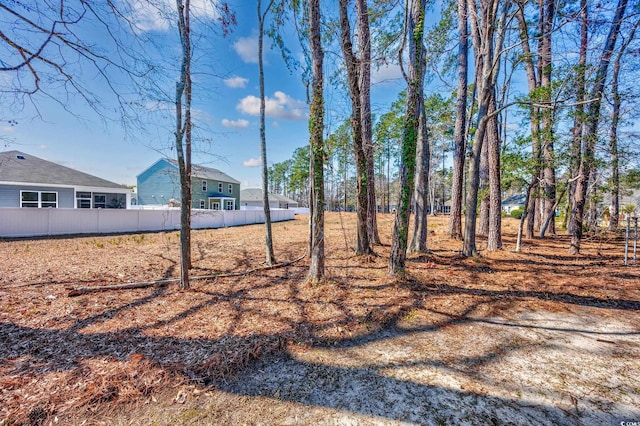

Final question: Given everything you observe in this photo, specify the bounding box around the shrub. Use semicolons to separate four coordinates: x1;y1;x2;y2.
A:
510;208;524;219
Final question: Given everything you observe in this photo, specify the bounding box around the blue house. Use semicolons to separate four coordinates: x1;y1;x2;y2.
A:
0;150;130;209
137;158;240;210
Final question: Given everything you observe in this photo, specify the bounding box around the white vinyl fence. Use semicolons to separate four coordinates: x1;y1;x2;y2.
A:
0;208;295;238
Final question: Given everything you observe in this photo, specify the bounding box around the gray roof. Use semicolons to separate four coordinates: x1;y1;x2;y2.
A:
240;188;298;204
502;194;527;206
166;158;240;184
0;150;125;189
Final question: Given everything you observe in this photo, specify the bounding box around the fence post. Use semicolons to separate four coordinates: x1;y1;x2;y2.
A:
624;215;630;266
634;217;638;264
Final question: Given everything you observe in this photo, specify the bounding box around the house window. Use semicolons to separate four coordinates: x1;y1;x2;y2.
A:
21;191;39;208
225;200;234;210
41;192;57;208
21;191;58;208
77;192;91;208
200;200;205;209
202;180;207;192
228;183;233;194
218;182;223;193
94;194;106;208
212;201;220;210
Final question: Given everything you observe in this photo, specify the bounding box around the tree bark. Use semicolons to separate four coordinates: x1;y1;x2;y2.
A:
308;0;325;280
570;0;628;254
356;0;381;245
515;180;536;252
175;0;192;290
258;0;276;266
449;0;468;240
462;0;507;256
540;0;556;237
567;0;587;234
478;130;490;237
389;0;426;277
515;1;541;240
338;0;371;255
608;20;638;231
409;100;430;253
487;90;502;250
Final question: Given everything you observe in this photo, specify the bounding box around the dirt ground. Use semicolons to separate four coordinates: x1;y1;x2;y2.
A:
0;212;639;425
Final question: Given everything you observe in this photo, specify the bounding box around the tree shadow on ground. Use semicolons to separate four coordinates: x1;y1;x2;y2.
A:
2;245;640;424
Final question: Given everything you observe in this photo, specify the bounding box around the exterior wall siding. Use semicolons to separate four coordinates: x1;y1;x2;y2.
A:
138;159;240;209
192;180;241;210
137;160;181;206
0;184;75;208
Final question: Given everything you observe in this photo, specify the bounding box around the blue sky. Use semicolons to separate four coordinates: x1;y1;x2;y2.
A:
2;1;406;188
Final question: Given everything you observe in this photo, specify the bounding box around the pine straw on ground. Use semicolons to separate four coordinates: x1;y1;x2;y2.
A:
0;213;638;424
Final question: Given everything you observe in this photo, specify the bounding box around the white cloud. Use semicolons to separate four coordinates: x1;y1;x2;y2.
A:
127;0;219;33
243;158;262;167
38;144;48;150
221;118;249;129
233;36;259;63
130;2;170;33
237;91;307;120
224;76;249;88
143;100;171;111
372;64;404;85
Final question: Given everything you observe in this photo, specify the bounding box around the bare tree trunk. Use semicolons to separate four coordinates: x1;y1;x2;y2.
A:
338;0;371;255
608;20;638;231
409;100;430;253
258;0;276;266
449;0;468;240
540;0;556;237
478;131;489;237
175;0;192;290
487;90;502;250
308;0;325;280
515;1;541;240
356;0;381;245
389;0;426;277
571;0;628;254
516;180;535;252
609;66;621;232
540;184;566;237
567;0;587;234
462;0;507;256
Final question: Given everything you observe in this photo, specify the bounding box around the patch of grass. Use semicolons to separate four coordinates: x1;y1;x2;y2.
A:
403;309;419;322
108;237;122;246
131;234;145;244
180;407;202;422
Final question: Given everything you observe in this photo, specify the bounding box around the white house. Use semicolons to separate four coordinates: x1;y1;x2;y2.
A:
0;150;131;209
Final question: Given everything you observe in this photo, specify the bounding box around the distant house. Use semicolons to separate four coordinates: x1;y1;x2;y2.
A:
137;158;240;210
607;189;640;211
604;189;640;220
240;188;299;209
0;150;130;209
502;193;527;215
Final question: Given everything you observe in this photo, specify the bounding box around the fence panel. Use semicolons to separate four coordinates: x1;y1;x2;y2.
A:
0;208;294;238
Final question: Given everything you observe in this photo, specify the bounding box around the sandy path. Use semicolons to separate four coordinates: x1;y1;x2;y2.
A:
112;306;640;425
